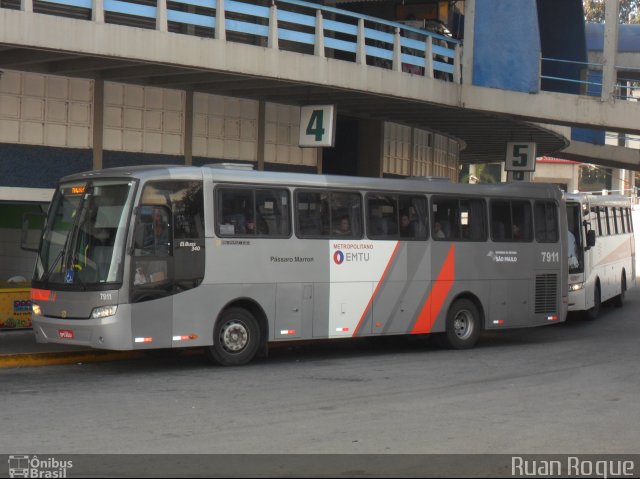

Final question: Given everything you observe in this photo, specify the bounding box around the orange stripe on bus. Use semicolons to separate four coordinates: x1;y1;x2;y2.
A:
412;244;455;334
353;241;401;337
31;289;56;301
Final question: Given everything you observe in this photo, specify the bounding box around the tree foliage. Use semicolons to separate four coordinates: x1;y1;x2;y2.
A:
584;0;640;24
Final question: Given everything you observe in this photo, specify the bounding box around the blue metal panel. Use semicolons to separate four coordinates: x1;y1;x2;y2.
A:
226;0;269;19
104;0;156;18
323;19;357;36
364;27;394;45
278;28;315;45
324;37;357;54
587;23;640;53
365;45;393;61
434;60;454;75
167;10;215;28
432;44;454;59
225;18;269;37
39;0;92;9
401;37;425;52
473;0;540;92
277;10;315;28
401;53;425;68
169;0;215;8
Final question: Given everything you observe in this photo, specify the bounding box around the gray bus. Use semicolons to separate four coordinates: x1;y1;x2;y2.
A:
27;165;567;365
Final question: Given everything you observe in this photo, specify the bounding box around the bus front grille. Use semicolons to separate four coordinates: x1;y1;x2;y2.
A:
535;274;558;314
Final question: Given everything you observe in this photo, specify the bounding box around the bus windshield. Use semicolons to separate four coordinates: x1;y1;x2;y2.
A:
34;179;136;288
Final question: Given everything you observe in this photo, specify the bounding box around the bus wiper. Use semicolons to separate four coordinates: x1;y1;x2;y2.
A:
42;248;65;282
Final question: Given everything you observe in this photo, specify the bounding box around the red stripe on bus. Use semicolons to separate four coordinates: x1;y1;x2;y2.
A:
353;241;401;337
412;244;455;334
31;289;57;301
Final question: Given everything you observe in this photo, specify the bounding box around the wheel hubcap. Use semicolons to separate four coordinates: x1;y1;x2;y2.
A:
220;320;249;353
453;310;474;340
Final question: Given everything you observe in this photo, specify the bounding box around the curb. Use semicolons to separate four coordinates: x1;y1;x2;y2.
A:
0;350;145;369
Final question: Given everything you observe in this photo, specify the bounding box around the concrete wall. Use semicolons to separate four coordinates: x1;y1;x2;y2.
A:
0;69;321;189
383;123;459;181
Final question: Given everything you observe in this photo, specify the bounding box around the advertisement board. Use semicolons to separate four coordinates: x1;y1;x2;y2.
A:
0;287;32;329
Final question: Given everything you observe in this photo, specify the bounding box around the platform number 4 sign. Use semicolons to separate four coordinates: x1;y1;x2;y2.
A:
505;142;536;172
299;105;336;147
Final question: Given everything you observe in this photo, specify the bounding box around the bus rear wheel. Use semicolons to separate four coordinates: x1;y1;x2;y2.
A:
207;308;260;366
613;273;627;308
440;298;481;350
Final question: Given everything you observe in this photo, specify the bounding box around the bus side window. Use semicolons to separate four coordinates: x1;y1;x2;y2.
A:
535;201;558;243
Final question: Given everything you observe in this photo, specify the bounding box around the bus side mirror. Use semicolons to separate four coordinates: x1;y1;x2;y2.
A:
20;212;45;252
586;230;596;249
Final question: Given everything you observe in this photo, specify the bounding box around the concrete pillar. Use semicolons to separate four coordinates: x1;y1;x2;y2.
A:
461;0;475;85
257;101;266;171
92;0;104;23
454;44;462;84
357;119;384;178
314;11;324;58
601;0;619;102
268;4;279;49
393;28;402;72
183;90;194;166
156;0;168;33
468;164;477;184
316;149;323;174
92;79;104;170
216;0;226;41
356;18;366;65
21;0;33;13
424;36;434;79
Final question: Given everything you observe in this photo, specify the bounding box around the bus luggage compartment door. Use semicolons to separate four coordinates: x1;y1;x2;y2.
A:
275;284;312;339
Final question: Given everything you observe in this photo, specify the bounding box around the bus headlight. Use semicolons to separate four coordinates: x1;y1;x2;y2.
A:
570;283;584;292
32;304;42;316
91;305;118;319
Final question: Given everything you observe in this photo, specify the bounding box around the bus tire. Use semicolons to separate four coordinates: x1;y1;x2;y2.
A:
585;283;601;321
440;298;481;350
207;307;261;366
613;272;626;308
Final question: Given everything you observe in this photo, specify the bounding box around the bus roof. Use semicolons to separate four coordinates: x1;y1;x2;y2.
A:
564;192;632;207
61;164;563;200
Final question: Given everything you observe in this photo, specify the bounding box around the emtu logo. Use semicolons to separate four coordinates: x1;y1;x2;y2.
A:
333;250;345;265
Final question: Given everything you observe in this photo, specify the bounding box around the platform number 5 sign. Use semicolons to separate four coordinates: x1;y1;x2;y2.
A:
505;142;536;172
299;105;336;147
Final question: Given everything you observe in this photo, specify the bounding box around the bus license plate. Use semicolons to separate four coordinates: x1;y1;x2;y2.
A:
58;330;74;339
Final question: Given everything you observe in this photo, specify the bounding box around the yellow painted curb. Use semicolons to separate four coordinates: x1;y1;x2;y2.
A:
0;351;145;369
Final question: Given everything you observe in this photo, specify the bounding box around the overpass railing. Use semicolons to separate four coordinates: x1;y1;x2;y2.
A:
5;0;461;81
541;57;640;102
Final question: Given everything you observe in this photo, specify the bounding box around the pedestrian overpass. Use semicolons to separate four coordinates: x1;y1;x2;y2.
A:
0;0;639;169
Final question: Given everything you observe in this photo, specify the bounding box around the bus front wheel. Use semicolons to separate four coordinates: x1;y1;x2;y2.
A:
440;299;481;350
585;283;601;320
207;308;261;366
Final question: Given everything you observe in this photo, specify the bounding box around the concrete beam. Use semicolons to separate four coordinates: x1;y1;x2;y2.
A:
461;85;640;135
558;141;640;170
